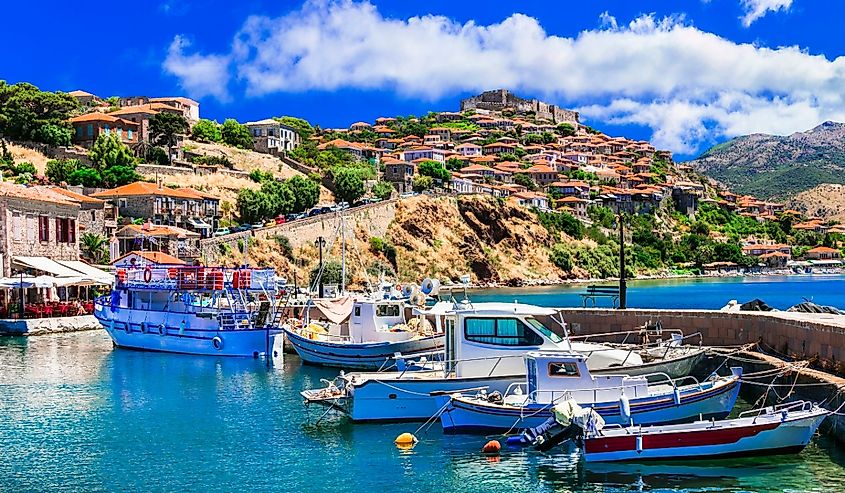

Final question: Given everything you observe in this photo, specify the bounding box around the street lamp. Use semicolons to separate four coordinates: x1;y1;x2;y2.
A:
315;236;326;298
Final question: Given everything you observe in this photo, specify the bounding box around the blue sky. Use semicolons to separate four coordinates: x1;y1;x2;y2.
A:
2;0;842;158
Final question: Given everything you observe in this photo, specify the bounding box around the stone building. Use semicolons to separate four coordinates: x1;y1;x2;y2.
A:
382;157;415;193
46;187;118;239
108;103;185;143
244;118;302;154
0;183;80;276
91;182;220;237
68;113;140;147
119;96;200;123
114;224;201;262
460;89;580;124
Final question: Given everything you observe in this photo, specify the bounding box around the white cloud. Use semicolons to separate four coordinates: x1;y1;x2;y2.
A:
740;0;793;27
162;36;231;101
164;0;844;154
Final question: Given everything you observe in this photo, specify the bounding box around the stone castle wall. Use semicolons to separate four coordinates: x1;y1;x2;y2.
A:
460;89;579;124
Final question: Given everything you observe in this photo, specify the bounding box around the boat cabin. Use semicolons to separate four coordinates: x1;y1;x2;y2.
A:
445;302;572;378
522;351;650;405
349;298;412;343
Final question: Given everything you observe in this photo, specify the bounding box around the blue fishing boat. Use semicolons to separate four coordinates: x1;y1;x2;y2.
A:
436;350;741;433
94;264;282;357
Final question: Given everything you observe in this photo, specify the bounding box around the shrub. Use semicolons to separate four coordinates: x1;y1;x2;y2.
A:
46;159;80;183
274;235;294;260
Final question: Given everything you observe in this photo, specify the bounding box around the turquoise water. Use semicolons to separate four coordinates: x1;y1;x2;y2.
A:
2;276;845;492
469;275;845;310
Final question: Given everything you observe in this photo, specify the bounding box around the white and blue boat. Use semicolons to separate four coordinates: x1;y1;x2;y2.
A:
436;350;742;433
94;264;283;357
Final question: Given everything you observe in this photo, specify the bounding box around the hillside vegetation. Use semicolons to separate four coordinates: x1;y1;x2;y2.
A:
687;121;845;199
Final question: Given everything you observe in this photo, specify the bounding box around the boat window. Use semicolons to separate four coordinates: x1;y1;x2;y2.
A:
376;304;400;317
464;317;543;346
354;306;361;317
548;362;580;377
525;317;563;343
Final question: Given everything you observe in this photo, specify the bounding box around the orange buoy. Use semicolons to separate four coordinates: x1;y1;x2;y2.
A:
481;440;501;455
394;432;418;449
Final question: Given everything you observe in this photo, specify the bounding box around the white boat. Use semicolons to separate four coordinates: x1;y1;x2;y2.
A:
283;296;445;370
437;350;742;433
583;400;828;462
94;264;283;357
302;301;707;422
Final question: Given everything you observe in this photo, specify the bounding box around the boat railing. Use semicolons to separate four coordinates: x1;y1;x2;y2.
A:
116;265;277;292
738;400;814;419
390;350;525;377
573;329;704;350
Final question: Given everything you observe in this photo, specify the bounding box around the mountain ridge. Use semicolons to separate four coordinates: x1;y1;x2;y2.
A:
686;121;845;200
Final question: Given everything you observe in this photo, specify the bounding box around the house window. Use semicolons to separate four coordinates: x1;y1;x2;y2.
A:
117;128;123;138
87;124;94;137
75;126;82;137
69;218;76;243
56;217;66;243
38;216;49;242
91;210;96;221
118;199;127;208
104;124;110;135
128;129;132;139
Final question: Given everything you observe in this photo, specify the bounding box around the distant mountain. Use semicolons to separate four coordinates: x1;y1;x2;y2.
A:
686;121;845;200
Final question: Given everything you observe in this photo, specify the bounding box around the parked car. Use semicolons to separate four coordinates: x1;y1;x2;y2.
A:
307;208;322;217
231;225;249;233
213;227;231;237
251;222;264;229
264;220;276;227
400;192;415;199
275;215;286;225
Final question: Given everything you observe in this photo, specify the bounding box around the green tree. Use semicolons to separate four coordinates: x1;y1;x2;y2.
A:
191;119;222;142
249;169;274;183
417;160;450;182
0;81;79;145
371;181;394;200
67;168;103;187
221;119;254;149
549;244;574;272
149;113;189;161
102;165;140;187
145;146;169;166
236;189;272;224
261;179;295;217
309;260;348;286
80;232;109;264
513;172;536;191
276;116;314;140
287;175;320;211
45;159;80;184
412;174;434;192
14;162;36;175
332;167;366;204
89;133;136;170
556;123;576;137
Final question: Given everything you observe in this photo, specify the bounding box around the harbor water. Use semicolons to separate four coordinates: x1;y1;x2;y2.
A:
2;275;845;492
468;274;845;310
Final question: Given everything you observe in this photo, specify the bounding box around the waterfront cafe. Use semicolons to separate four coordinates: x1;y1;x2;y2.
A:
0;256;112;332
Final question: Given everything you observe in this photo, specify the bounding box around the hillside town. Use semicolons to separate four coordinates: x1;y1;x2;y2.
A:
0;81;843;305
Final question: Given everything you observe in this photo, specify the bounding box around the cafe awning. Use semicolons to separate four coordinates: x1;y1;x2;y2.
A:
56;260;112;285
12;256;85;278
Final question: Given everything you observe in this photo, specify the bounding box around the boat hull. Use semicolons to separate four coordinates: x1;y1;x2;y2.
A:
95;306;279;357
591;348;706;381
438;377;741;433
584;408;827;462
284;329;444;370
345;373;520;422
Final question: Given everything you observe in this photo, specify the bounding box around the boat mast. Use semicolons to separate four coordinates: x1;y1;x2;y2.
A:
341;214;346;294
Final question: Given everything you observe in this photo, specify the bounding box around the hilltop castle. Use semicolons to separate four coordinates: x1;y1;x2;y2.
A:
459;89;579;124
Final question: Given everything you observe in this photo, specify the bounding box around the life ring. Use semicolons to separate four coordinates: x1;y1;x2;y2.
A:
396;284;402;293
158;324;166;336
116;269;127;284
212;336;223;350
144;266;152;283
140;322;147;334
125;323;132;334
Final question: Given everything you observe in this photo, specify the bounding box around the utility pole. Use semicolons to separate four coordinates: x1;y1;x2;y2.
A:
618;210;627;310
315;236;326;298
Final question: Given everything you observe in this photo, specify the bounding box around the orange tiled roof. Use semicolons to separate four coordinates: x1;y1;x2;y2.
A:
69;113;139;125
91;181;209;200
44;186;105;204
0;182;76;206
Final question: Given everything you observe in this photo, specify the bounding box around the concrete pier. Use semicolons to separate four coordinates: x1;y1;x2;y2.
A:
0;315;101;336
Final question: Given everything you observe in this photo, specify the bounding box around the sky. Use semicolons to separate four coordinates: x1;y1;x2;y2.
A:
3;0;844;158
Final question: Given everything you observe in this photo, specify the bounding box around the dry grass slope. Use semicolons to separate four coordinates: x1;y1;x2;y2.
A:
787;184;845;222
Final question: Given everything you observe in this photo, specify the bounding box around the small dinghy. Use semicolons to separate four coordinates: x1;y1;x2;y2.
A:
583;400;828;462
